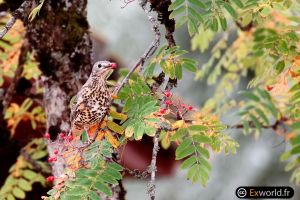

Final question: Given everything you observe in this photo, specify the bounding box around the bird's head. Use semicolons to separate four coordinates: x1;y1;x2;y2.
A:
91;60;117;79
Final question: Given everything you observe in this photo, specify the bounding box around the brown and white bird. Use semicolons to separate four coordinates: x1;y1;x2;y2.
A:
70;61;117;137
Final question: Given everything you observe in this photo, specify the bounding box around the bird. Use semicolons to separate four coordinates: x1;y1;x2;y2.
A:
70;60;117;138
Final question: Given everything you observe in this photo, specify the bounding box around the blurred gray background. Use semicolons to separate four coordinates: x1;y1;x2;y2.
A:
87;0;300;199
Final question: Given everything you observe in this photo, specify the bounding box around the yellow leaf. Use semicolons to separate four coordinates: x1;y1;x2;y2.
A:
125;126;134;138
172;120;185;129
105;131;120;148
109;110;128;121
107;120;124;135
10;103;20;113
66;154;81;170
95;130;105;141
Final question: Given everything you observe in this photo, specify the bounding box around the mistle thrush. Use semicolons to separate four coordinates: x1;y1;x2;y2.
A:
70;61;117;136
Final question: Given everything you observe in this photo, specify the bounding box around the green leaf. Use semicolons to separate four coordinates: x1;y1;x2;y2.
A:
180;156;197;169
261;102;278;118
280;151;291;161
188;19;198;35
249;114;261;132
176;146;194;160
169;0;185;10
199;156;212;171
12;187;25;199
105;167;122;180
196;146;210;159
275;60;285;73
89;191;101;200
175;63;183;79
210;17;219;32
23;170;37;180
291;145;300;154
239;91;260;102
219;16;227;31
176;16;188;28
94;182;112;196
169;6;185;19
99;172;118;185
67;187;87;196
176;138;192;153
170;128;186;141
193;135;211;144
224;3;237;19
18;178;32;192
254;108;269;125
31;151;47;160
7;194;15;200
108;162;123;171
291;122;300;130
182;62;197;72
188;0;206;9
189;125;208;131
231;0;244;8
81;131;88;143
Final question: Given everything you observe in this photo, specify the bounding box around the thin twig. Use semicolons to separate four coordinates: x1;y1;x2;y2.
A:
121;0;136;8
0;0;31;39
147;130;160;200
114;0;160;95
2;39;29;111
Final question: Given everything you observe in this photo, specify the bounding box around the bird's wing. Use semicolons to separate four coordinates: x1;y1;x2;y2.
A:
70;86;94;123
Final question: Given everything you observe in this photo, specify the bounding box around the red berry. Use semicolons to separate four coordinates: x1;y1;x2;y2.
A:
181;104;186;108
159;108;166;114
266;85;273;91
46;176;55;183
164;91;171;98
59;133;65;139
54;150;59;155
165;100;171;105
44;133;50;139
188;106;193;111
67;135;73;141
48;157;57;162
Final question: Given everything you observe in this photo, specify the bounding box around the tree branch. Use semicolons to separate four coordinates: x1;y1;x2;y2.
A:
0;0;31;39
149;0;177;91
147;130;160;200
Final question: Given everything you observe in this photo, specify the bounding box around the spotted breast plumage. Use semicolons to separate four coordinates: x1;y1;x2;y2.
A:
70;61;117;136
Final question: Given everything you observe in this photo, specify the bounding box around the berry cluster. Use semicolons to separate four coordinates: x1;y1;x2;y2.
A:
43;132;74;184
159;90;194;117
44;132;73;141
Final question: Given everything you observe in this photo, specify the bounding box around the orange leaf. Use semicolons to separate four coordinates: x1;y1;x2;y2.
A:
105;131;120;148
95;130;105;141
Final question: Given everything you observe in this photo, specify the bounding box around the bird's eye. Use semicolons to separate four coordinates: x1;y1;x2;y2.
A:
98;64;102;68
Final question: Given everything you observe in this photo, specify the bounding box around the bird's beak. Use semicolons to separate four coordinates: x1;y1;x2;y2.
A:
102;63;117;79
106;63;117;69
